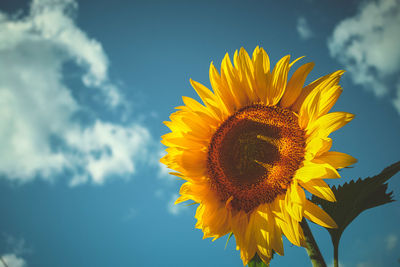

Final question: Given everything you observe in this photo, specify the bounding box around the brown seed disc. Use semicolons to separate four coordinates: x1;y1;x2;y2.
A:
207;104;306;212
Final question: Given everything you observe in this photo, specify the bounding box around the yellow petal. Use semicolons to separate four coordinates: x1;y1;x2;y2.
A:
235;48;257;103
253;47;269;102
166;114;189;133
268;55;290;106
291;70;345;113
221;52;248;108
305;137;332;160
161;136;206;149
252;46;260;63
239;211;257;266
299;179;336;202
307;112;354;139
285;180;306;221
182;96;217;121
289;56;305;68
258;205;284;256
253;212;273;259
231;210;248;249
271;219;284;255
179;150;207;176
318;85;342;116
294;161;340;183
283;219;304;247
181;97;220;130
189;79;222;119
209;62;233;115
175;194;189;204
274;196;303;246
208;207;231;240
168;112;212;140
181;96;205;112
259;47;271;73
244;212;258;259
299;90;321;129
304;200;338;228
292;217;306;247
277;220;297;246
255;208;272;248
316;151;357;169
178;182;209;203
280;62;315;108
181;115;210;134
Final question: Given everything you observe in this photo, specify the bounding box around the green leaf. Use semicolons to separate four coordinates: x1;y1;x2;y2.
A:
311;161;400;246
248;253;269;267
247;251;275;267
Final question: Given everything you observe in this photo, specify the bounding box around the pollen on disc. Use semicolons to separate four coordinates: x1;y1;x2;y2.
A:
207;104;306;212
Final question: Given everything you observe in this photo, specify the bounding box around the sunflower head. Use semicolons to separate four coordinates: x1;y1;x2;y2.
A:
161;47;356;265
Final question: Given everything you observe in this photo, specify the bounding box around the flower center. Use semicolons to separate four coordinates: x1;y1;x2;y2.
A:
207;104;305;212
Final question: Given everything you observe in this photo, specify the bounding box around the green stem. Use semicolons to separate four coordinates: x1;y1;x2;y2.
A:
300;219;327;267
333;237;339;267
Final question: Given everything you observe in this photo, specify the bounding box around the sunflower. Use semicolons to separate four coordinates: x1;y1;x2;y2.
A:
160;47;356;265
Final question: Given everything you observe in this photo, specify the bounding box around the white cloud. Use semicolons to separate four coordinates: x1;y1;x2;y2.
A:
296;16;313;40
385;233;398;251
393;82;400;115
328;0;400;112
65;121;150;185
30;0;120;106
3;235;32;256
0;254;26;267
158;162;172;179
0;0;151;185
167;193;187;216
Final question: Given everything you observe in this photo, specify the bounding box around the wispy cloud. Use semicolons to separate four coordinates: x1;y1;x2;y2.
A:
2;235;32;256
0;235;30;267
393;82;400;114
167;193;187;216
66;121;150;186
0;0;151;185
296;16;313;40
0;254;26;267
328;0;400;114
385;233;398;251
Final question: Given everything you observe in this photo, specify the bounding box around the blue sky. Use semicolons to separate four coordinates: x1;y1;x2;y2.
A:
0;0;399;266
